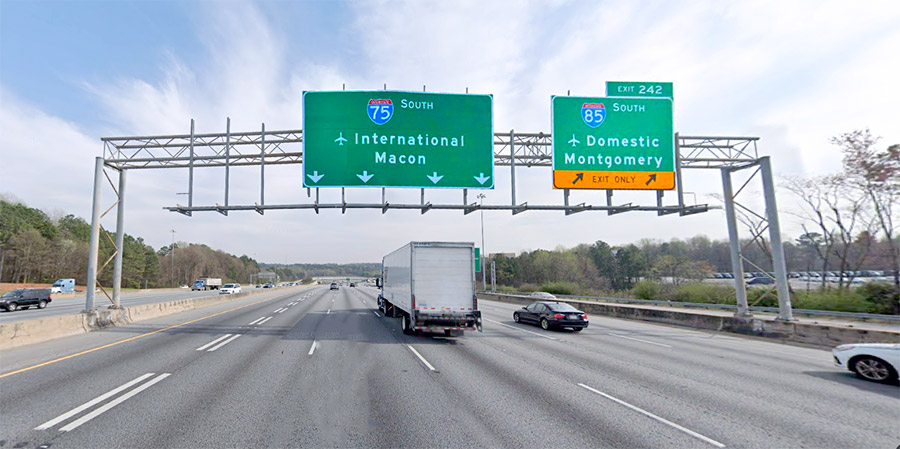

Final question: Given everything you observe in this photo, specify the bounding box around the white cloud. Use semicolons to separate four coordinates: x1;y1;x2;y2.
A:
2;0;899;263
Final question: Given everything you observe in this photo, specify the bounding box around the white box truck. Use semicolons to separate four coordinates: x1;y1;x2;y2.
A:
377;242;482;336
191;277;222;291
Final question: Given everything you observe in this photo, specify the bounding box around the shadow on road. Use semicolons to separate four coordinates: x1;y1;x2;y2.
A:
803;370;900;398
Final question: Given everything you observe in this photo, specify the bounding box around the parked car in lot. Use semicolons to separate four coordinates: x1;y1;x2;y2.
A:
0;288;52;312
833;343;900;384
528;291;557;300
513;301;588;331
330;282;339;290
746;277;775;286
220;283;242;294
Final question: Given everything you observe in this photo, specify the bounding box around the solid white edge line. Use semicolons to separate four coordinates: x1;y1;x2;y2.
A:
373;311;381;317
483;318;558;340
608;333;672;348
407;345;436;371
61;374;172;432
248;317;266;325
258;317;273;325
35;373;156;430
196;334;233;351
308;340;317;356
577;383;725;448
207;334;241;352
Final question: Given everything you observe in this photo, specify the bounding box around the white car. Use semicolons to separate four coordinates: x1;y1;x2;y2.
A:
832;343;900;384
529;291;557;300
220;283;242;294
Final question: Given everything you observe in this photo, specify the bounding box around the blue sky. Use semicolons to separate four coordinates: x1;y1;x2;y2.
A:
1;0;899;263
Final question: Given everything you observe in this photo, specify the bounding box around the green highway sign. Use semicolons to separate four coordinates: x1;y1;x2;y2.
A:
552;95;675;190
302;90;494;189
606;81;673;99
475;248;481;272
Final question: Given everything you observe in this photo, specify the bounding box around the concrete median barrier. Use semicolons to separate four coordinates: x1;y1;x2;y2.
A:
0;287;305;350
479;292;900;348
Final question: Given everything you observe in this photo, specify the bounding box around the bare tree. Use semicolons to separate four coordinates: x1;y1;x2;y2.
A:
837;129;899;295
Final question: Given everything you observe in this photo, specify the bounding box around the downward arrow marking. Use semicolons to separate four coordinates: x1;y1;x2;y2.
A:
474;173;490;185
357;171;374;183
427;172;444;184
307;171;324;183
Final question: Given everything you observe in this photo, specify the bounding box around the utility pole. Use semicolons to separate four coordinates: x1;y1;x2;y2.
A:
170;229;176;287
478;193;487;292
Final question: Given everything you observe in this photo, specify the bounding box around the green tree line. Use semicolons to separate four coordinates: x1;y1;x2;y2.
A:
0;198;259;288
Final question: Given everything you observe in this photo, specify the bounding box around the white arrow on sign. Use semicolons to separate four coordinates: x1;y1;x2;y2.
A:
307;171;324;183
474;173;490;185
357;171;374;183
427;172;444;184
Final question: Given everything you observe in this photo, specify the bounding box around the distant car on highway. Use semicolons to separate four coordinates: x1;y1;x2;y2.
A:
833;343;899;384
349;282;356;287
263;283;274;288
220;283;242;294
330;282;339;290
528;291;557;300
0;288;52;312
513;301;588;331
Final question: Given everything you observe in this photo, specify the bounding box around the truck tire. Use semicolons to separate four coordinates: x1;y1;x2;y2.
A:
38;300;47;309
401;314;414;335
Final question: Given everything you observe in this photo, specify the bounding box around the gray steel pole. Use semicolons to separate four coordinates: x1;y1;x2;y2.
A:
260;123;266;210
224;117;231;210
509;129;516;209
188;119;194;213
760;157;794;321
85;157;105;312
721;167;751;317
479;194;486;291
111;169;127;308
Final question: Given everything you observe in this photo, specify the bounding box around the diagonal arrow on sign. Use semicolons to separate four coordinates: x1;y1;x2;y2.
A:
357;171;374;183
473;173;490;185
307;171;324;183
426;172;444;184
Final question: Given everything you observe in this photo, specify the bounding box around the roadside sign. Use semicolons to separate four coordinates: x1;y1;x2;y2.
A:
302;90;494;189
606;81;673;99
475;248;481;272
552;95;674;190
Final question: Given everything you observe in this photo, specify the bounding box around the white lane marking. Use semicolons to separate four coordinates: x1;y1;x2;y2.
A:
407;345;436;371
258;317;273;325
248;317;266;325
196;334;234;351
373;311;381;317
578;383;725;448
308;340;317;356
608;333;672;348
484;318;558;341
36;373;156;430
274;308;287;314
327;309;331;315
60;374;171;432
207;334;241;352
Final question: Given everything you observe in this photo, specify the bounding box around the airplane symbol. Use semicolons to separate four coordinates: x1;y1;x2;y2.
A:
568;134;579;147
334;132;348;146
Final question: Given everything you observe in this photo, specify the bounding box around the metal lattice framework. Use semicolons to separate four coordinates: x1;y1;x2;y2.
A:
88;121;792;321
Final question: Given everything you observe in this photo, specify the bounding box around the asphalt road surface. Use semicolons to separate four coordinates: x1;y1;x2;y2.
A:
0;286;897;448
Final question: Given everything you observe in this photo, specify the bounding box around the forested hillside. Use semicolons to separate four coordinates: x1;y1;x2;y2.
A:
0;198;258;288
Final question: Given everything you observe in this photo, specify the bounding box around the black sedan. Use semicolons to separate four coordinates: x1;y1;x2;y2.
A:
513;301;588;331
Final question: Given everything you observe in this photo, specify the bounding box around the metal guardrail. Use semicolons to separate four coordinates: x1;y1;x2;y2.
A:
484;291;900;322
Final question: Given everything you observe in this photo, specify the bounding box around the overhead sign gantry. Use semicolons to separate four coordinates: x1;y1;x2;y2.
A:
302;90;494;189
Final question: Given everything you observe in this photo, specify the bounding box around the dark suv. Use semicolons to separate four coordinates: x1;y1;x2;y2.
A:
1;288;53;312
